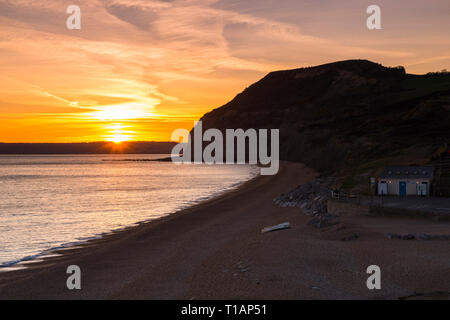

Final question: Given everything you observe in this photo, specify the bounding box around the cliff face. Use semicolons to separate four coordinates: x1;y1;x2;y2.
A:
199;60;450;190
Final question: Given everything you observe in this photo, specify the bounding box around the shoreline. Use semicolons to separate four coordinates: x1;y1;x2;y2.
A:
0;165;260;271
0;161;449;300
0;161;307;299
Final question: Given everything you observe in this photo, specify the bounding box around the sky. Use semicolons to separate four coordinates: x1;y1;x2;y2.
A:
0;0;449;142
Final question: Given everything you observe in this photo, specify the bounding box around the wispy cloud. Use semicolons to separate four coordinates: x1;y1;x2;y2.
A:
0;0;449;141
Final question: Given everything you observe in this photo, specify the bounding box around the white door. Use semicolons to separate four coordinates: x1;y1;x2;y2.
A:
419;182;427;196
378;181;388;195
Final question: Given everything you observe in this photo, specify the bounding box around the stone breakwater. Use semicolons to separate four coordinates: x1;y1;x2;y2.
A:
273;178;339;228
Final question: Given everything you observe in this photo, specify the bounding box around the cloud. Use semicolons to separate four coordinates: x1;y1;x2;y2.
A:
0;0;449;141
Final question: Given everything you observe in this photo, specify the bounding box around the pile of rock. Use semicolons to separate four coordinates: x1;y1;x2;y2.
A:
274;178;340;229
386;233;450;241
273;177;335;215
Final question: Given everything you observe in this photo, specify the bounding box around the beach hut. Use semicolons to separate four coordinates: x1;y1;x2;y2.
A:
378;166;433;196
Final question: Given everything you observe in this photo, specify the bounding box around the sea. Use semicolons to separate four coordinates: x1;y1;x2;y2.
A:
0;155;258;269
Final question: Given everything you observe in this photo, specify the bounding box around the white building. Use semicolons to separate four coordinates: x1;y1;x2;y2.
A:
378;166;433;196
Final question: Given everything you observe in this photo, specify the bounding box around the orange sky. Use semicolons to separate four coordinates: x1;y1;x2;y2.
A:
0;0;449;142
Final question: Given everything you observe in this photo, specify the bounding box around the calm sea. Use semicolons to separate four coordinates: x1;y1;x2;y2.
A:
0;155;258;269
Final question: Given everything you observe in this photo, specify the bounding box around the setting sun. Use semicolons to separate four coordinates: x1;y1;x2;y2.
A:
106;135;129;144
104;123;133;143
0;0;449;145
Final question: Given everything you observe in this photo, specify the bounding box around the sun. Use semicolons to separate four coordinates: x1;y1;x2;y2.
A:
106;131;132;143
104;123;133;143
107;134;128;143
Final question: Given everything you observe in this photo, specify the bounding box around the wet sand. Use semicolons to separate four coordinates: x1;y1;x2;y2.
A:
0;161;449;300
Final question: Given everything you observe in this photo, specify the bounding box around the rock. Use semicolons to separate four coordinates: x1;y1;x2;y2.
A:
274;178;338;229
274;178;335;211
386;233;450;241
342;233;359;241
416;233;430;241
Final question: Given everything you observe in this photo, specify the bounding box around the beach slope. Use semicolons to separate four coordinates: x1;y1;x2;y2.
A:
0;162;449;300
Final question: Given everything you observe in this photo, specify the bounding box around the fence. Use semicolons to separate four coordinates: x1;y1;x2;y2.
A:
330;190;360;204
